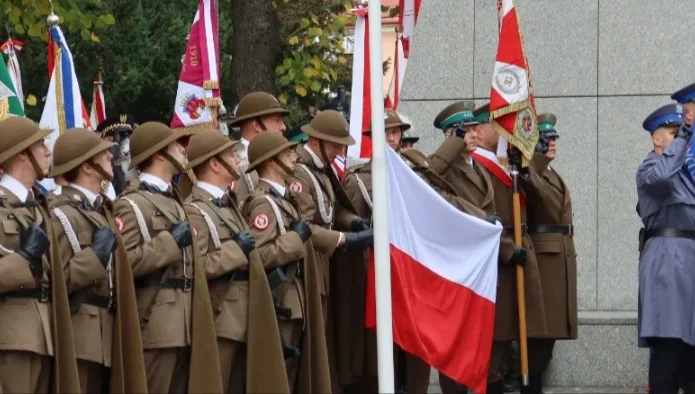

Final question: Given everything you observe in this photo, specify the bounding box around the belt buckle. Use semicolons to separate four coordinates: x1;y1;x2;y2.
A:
183;277;193;292
39;283;50;303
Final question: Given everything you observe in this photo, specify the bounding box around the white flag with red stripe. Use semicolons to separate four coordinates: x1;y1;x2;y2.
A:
348;8;372;160
489;0;539;160
365;147;501;393
90;72;106;129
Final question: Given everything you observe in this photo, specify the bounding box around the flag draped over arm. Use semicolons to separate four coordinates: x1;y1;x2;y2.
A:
489;0;539;161
365;147;502;393
170;0;221;133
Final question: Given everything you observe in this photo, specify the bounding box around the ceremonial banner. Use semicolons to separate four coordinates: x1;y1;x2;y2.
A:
0;55;24;119
171;0;221;133
1;39;24;111
40;25;87;149
347;8;372;160
90;71;106;129
489;0;539;161
365;147;502;394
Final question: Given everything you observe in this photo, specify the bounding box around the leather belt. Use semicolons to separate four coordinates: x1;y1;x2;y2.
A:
70;291;114;312
504;224;527;236
266;261;301;278
527;224;574;237
4;283;50;303
211;269;250;284
135;273;194;291
639;228;695;252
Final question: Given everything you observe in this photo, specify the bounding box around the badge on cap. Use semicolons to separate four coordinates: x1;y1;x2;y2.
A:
253;213;269;230
289;181;303;193
115;217;125;232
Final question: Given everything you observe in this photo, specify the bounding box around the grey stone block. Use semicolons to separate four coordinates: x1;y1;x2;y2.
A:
599;0;695;95
399;0;474;101
474;0;598;98
545;311;648;387
534;97;598;310
597;96;667;310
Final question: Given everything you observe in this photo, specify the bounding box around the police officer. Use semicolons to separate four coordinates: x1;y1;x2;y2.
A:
113;122;221;394
241;132;331;393
463;103;548;394
0;117;80;393
48;128;147;393
671;82;695;126
517;113;578;393
96;114;138;198
229;92;289;202
636;104;695;394
184;129;288;393
292;109;373;318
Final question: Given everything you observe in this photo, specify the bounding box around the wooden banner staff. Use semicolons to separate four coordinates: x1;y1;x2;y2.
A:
510;158;530;387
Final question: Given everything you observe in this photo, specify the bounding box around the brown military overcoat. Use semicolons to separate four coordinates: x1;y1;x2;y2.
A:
519;154;578;339
243;180;331;393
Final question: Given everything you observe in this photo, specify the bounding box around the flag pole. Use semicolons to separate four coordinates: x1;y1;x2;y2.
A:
510;156;530;386
365;0;395;392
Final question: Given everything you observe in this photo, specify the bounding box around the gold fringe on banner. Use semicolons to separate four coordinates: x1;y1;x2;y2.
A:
490;120;536;166
173;121;217;135
203;80;219;90
489;100;530;120
205;97;222;107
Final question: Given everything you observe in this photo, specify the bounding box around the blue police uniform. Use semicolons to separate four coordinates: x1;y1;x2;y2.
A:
636;102;695;394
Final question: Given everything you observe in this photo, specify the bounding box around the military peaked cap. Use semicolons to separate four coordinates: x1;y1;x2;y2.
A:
433;101;477;131
96;114;137;137
537;113;559;139
473;103;490;124
642;104;684;133
671;82;695;105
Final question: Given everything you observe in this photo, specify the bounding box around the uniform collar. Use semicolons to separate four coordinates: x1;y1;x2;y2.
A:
474;147;499;163
0;174;30;202
139;172;170;192
465;156;473;166
260;178;286;197
196;181;225;199
68;183;99;205
240;138;250;149
304;144;325;169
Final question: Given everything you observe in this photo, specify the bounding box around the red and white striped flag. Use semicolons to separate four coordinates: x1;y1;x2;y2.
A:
347;7;372;160
171;0;220;133
1;39;24;110
365;147;502;393
489;0;539;161
90;70;106;129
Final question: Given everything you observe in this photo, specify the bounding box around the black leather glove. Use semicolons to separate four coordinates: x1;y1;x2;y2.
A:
344;228;374;249
485;215;502;225
677;123;693;141
508;146;523;167
292;220;312;243
17;223;49;273
508;247;527;266
170;221;193;248
234;231;255;255
91;227;117;269
453;124;468;139
351;218;372;232
535;134;550;155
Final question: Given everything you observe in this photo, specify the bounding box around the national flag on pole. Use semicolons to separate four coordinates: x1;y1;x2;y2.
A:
171;0;221;133
90;70;106;129
398;0;422;59
40;25;87;150
347;7;372;160
1;39;24;111
0;54;24;119
364;147;502;394
489;0;539;161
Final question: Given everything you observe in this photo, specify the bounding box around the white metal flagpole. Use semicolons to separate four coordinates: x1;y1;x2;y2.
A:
365;0;395;392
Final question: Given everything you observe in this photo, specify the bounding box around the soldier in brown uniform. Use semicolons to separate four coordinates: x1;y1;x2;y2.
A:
113;122;222;394
241;132;330;393
0;117;79;394
48;128;147;393
229;92;289;202
517;113;578;393
184;130;289;393
291;110;373;318
464;103;548;394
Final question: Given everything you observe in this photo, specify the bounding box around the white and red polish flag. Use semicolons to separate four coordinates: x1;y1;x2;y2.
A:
489;0;539;161
171;0;220;133
90;70;106;129
391;0;421;109
347;7;372;160
365;147;502;393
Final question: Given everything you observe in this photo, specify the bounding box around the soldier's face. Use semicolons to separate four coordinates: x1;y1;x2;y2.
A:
652;127;676;152
166;141;188;171
259;114;287;134
320;140;345;163
399;142;413;152
276;147;298;176
385;127;403;150
91;150;114;180
546;139;557;160
28;139;51;177
217;147;241;181
464;126;478;153
685;103;695;126
476;123;498;150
